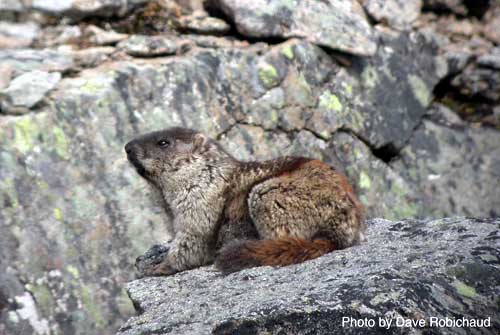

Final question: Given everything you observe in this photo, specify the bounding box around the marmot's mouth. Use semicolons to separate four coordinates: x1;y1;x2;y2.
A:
127;154;147;178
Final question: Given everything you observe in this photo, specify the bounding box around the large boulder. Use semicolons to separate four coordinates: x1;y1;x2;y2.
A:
117;218;500;335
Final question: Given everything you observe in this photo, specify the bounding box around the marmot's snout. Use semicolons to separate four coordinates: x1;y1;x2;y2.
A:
124;141;134;155
125;141;147;177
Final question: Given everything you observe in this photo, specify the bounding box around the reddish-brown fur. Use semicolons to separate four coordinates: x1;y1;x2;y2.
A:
215;237;337;273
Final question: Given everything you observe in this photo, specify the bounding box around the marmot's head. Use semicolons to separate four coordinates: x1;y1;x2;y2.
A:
125;127;233;186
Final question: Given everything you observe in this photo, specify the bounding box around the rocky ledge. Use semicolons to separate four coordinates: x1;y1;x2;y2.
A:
117;218;500;335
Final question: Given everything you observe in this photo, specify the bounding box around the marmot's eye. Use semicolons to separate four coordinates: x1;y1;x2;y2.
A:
157;140;170;147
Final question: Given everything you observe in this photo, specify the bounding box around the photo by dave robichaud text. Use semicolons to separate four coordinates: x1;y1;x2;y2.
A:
342;316;492;330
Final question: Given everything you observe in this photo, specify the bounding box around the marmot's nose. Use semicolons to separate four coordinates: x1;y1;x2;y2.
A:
124;142;134;155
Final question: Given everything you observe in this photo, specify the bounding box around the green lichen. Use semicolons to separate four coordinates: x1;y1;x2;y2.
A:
258;63;279;88
80;285;106;328
319;91;342;112
345;84;353;95
14;117;39;154
319;130;330;140
52;127;69;160
81;79;105;94
389;182;418;219
31;284;54;316
1;178;19;209
53;208;63;221
67;265;80;279
116;289;135;316
281;45;294;60
381;65;397;82
359;171;371;189
291;73;315;107
408;75;431;107
361;66;378;89
453;280;476;298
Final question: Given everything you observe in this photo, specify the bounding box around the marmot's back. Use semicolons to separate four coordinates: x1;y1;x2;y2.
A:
216;158;365;274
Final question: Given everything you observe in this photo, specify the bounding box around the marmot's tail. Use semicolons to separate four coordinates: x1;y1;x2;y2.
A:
215;237;336;274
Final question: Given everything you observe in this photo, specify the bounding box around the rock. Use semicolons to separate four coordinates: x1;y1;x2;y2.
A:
117;35;178;56
361;0;422;30
0;0;23;12
477;47;500;70
422;0;468;16
0;21;40;49
0;64;13;90
71;46;116;68
0;49;74;76
177;15;230;35
0;70;61;114
34;25;83;48
182;34;250;49
212;0;377;56
117;218;500;335
31;0;149;19
393;103;500;217
451;60;500;102
483;5;500;44
84;25;128;46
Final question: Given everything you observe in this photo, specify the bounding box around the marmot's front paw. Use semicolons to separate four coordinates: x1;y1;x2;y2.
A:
141;259;177;276
135;244;170;277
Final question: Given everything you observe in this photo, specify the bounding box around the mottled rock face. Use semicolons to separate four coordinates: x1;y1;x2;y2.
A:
361;0;423;29
1;0;500;334
0;70;61;114
117;218;500;335
212;0;377;56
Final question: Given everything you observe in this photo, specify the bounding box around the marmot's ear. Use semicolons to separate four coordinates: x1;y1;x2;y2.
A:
193;133;207;152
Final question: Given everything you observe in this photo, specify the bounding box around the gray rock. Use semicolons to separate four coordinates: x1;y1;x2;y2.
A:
0;70;61;114
393;104;500;218
35;25;83;48
117;218;500;335
118;35;178;57
85;25;128;46
0;49;74;76
212;0;377;56
483;9;500;44
0;21;40;49
178;15;230;35
0;0;23;12
31;0;149;19
0;64;13;90
422;0;468;16
71;46;116;68
477;47;500;70
451;60;500;102
361;0;422;30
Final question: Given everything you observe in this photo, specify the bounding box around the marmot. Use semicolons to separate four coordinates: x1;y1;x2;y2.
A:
125;127;366;275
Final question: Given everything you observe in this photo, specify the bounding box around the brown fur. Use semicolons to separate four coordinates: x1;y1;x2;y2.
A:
216;237;336;274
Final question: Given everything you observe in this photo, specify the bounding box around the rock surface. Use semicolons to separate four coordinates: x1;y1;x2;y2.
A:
213;0;377;56
118;218;500;335
118;35;179;57
0;0;499;334
30;0;149;19
362;0;423;29
0;70;61;114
